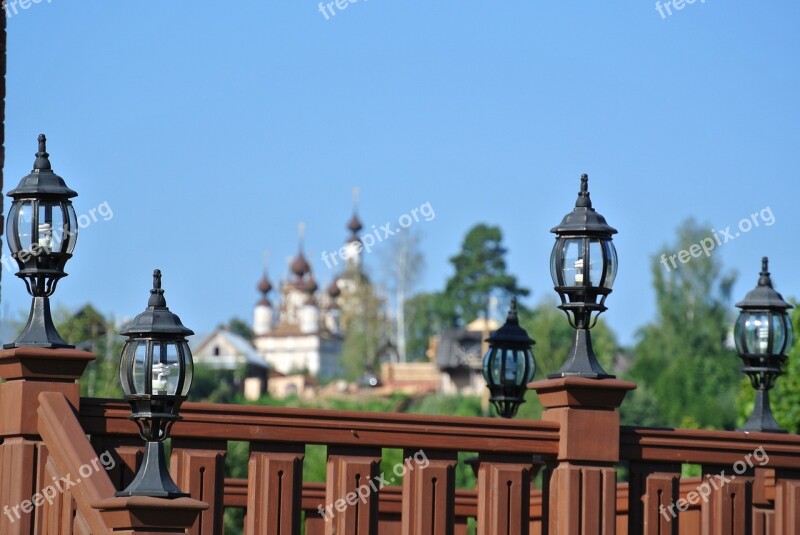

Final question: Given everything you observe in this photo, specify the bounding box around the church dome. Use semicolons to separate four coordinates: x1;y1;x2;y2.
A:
291;251;311;276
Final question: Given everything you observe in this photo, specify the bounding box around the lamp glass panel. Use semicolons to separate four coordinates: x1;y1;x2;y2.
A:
744;313;771;355
16;201;34;252
502;349;519;385
771;312;787;355
550;241;561;286
559;238;584;287
784;315;794;354
602;239;618;289
119;341;136;395
132;341;149;395
181;342;193;396
734;314;745;354
163;342;181;396
521;348;536;383
491;348;502;385
37;202;64;253
65;204;78;254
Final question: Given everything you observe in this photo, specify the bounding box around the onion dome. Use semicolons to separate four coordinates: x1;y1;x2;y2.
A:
327;278;341;299
347;213;363;234
291;251;311;276
304;274;319;294
257;272;272;295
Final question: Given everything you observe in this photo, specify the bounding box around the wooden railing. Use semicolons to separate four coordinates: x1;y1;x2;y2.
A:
78;389;800;534
80;398;561;534
621;425;800;534
5;346;800;534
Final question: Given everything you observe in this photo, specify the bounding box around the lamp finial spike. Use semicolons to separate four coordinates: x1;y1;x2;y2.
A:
34;133;52;171
148;269;167;308
507;297;519;323
758;256;773;288
575;173;592;208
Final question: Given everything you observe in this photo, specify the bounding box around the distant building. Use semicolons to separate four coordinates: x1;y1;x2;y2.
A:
191;329;269;401
252;206;372;380
434;318;499;395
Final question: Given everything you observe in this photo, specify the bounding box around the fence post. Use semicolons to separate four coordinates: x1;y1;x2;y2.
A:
0;347;94;534
531;377;635;535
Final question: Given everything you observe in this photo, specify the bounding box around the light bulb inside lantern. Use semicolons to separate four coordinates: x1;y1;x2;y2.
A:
757;324;770;353
504;354;518;382
574;258;584;285
152;362;169;395
38;223;52;250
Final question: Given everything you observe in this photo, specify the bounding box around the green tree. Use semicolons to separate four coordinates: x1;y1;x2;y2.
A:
339;273;386;380
441;224;529;326
219;317;254;341
403;292;450;362
55;305;123;398
627;219;739;429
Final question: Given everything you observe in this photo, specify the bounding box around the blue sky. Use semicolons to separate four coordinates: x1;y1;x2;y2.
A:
2;1;799;348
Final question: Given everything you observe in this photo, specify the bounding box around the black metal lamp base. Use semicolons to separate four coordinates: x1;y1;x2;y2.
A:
739;389;787;434
116;441;189;498
548;328;615;379
4;296;73;349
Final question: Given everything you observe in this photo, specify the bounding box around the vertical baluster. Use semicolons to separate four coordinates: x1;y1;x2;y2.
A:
325;446;382;535
628;462;680;534
246;443;305;535
753;468;776;534
170;439;227;535
775;474;800;535
401;449;456;535
477;453;537;535
701;465;752;535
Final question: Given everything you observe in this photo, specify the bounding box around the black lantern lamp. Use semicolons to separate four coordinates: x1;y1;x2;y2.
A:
117;269;194;497
549;174;618;379
482;298;536;418
5;134;78;348
734;257;793;433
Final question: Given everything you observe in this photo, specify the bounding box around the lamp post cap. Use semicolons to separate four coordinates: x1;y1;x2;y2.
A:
7;134;78;199
735;257;793;311
486;298;535;346
121;269;194;337
550;174;617;236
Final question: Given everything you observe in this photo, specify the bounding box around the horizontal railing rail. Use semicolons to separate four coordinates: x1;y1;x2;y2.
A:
80;398;562;455
621;425;800;467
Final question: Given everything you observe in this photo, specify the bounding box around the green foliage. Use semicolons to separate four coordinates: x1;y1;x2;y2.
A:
339;274;386;380
744;302;800;433
404;292;449;361
54;305;123;398
626;219;739;429
189;364;239;403
404;224;531;364
220;317;254;341
440;224;529;326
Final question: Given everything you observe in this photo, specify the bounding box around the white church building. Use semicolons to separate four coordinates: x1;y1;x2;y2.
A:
251;210;367;379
